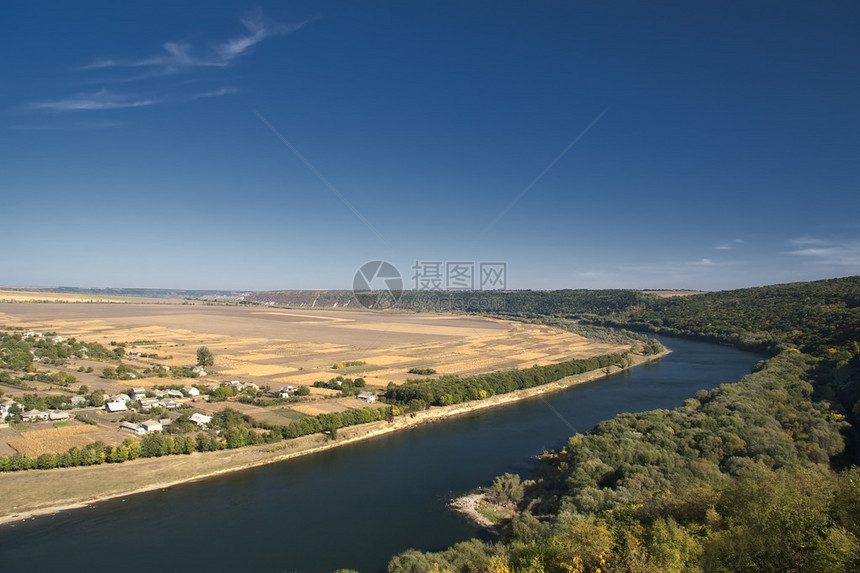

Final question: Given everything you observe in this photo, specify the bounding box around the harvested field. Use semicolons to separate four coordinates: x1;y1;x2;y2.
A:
291;402;350;416
0;290;171;304
0;302;631;392
6;424;98;456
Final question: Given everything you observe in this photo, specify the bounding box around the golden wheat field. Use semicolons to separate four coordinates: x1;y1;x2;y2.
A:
0;302;627;394
6;425;97;456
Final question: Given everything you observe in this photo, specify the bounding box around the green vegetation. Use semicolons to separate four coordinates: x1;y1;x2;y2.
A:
408;367;437;375
196;346;214;368
332;360;366;369
385;276;860;573
0;404;396;472
313;376;367;396
101;364;140;380
591;276;860;353
386;353;628;408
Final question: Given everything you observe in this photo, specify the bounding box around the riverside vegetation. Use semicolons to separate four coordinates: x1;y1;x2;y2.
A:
382;277;860;573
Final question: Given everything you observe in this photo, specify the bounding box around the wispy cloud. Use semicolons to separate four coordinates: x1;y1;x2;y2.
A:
25;11;307;118
714;238;744;250
789;236;827;246
33;89;160;111
692;258;715;266
189;87;239;100
784;238;860;266
82;11;309;75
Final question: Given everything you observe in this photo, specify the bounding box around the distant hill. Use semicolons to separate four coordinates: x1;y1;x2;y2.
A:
240;290;358;307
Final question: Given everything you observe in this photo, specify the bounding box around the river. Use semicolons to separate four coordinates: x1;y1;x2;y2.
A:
0;337;765;572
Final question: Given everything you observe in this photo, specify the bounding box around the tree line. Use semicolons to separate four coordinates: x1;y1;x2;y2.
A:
385;353;629;409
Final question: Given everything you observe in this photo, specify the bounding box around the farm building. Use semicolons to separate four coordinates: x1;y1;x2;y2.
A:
120;421;145;435
189;412;212;427
105;401;128;413
357;392;377;403
141;419;163;433
22;409;49;422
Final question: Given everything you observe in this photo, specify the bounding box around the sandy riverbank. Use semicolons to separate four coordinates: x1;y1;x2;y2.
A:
0;350;667;526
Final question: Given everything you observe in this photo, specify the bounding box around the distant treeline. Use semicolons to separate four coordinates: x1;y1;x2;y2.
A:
589;276;860;353
243;288;649;315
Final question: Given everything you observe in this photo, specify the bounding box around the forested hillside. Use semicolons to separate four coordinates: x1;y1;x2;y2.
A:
594;276;860;352
381;276;860;573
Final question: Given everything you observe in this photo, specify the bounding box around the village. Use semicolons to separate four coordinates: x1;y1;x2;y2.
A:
0;329;382;464
0;303;624;470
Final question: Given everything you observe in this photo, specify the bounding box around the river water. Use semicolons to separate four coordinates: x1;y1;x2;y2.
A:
0;337;765;572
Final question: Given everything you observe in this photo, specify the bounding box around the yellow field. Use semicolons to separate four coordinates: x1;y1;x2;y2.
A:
291;402;349;416
7;425;97;456
0;290;172;304
0;303;629;393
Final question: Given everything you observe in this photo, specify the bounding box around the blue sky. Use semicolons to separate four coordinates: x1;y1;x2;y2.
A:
2;1;859;291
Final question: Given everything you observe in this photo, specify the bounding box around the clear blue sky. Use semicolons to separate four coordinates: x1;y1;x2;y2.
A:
2;1;859;291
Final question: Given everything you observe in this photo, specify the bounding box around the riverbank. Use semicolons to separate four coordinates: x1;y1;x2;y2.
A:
0;350;668;526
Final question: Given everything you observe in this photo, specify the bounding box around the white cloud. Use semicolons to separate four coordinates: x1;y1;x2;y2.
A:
33;89;160;111
190;87;239;100
789;236;827;246
692;258;714;266
784;240;860;266
714;239;744;250
31;11;306;115
81;12;309;74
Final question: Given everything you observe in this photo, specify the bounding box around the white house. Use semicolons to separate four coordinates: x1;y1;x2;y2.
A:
48;411;70;422
111;393;131;403
192;366;208;376
244;382;260;391
357;392;377;404
141;419;163;433
105;401;128;413
22;409;49;422
139;397;160;410
120;421;145;435
131;387;147;399
189;412;212;427
70;395;87;406
229;380;245;390
166;390;184;398
182;385;200;397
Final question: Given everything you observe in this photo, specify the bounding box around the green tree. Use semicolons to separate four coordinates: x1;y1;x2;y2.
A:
196;346;214;368
490;473;524;506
